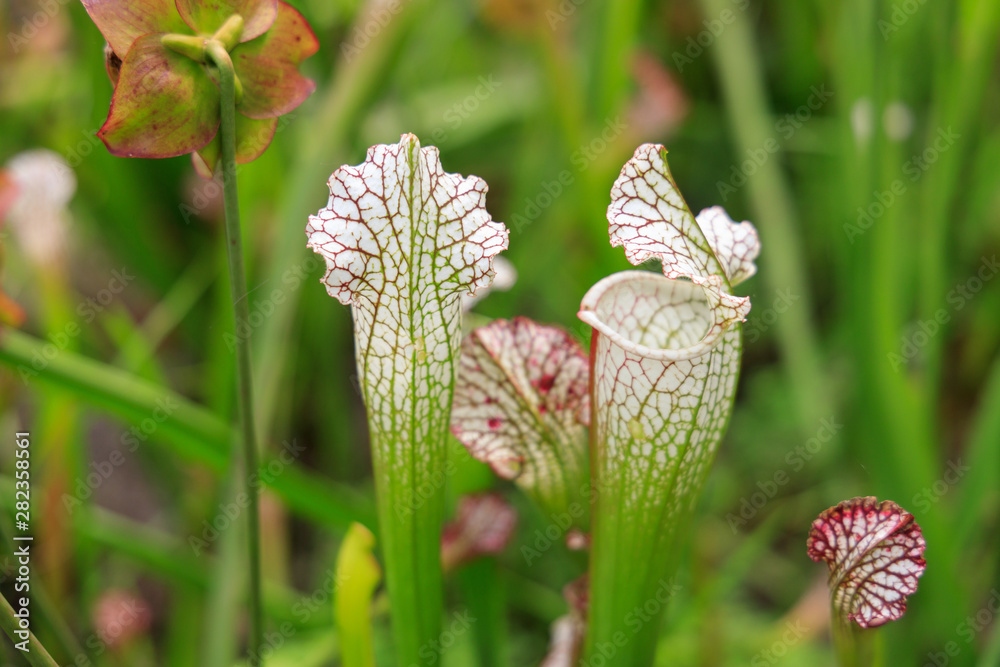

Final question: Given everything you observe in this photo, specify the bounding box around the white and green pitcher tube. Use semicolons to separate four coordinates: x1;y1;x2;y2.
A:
576;142;759;667
578;270;744;666
306;134;507;667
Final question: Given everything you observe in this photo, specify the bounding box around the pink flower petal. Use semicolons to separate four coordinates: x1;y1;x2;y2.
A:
807;496;927;628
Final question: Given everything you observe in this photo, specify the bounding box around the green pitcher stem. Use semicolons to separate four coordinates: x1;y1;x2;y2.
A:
205;40;264;667
0;594;60;667
832;615;881;667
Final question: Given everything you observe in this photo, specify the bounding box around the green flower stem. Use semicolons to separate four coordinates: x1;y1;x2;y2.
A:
205;40;263;667
0;594;60;667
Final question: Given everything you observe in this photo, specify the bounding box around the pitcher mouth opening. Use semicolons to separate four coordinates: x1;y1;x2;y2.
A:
577;270;735;361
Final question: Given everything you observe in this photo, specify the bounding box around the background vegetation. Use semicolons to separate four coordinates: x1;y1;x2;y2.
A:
1;0;998;665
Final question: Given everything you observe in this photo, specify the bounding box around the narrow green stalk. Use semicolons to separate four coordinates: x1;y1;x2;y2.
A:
832;616;881;667
205;40;263;667
0;594;60;667
0;329;375;530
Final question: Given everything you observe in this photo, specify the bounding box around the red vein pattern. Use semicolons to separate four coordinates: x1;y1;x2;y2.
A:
305;133;507;667
451;317;589;519
608;144;760;290
306;133;507;478
808;497;927;628
578;144;758;664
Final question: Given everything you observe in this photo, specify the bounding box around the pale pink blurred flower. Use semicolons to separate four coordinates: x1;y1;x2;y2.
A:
92;590;152;650
4;149;75;267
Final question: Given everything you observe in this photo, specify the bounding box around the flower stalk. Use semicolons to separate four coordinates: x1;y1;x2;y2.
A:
205;39;264;667
0;593;60;667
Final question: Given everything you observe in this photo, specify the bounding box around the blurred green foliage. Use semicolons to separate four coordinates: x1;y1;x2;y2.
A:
1;0;999;665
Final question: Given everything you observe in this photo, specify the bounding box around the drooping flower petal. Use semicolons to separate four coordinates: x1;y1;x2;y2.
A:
99;35;220;158
81;0;188;57
232;1;318;119
451;317;589;520
175;0;278;42
807;497;927;629
608;143;760;289
441;493;518;571
192;114;277;178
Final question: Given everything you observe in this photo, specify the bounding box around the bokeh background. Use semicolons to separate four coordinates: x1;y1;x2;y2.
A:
2;0;999;665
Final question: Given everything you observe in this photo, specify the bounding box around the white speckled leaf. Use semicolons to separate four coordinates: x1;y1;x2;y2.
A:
306;133;508;667
608;143;760;289
452;317;589;519
808;497;927;629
